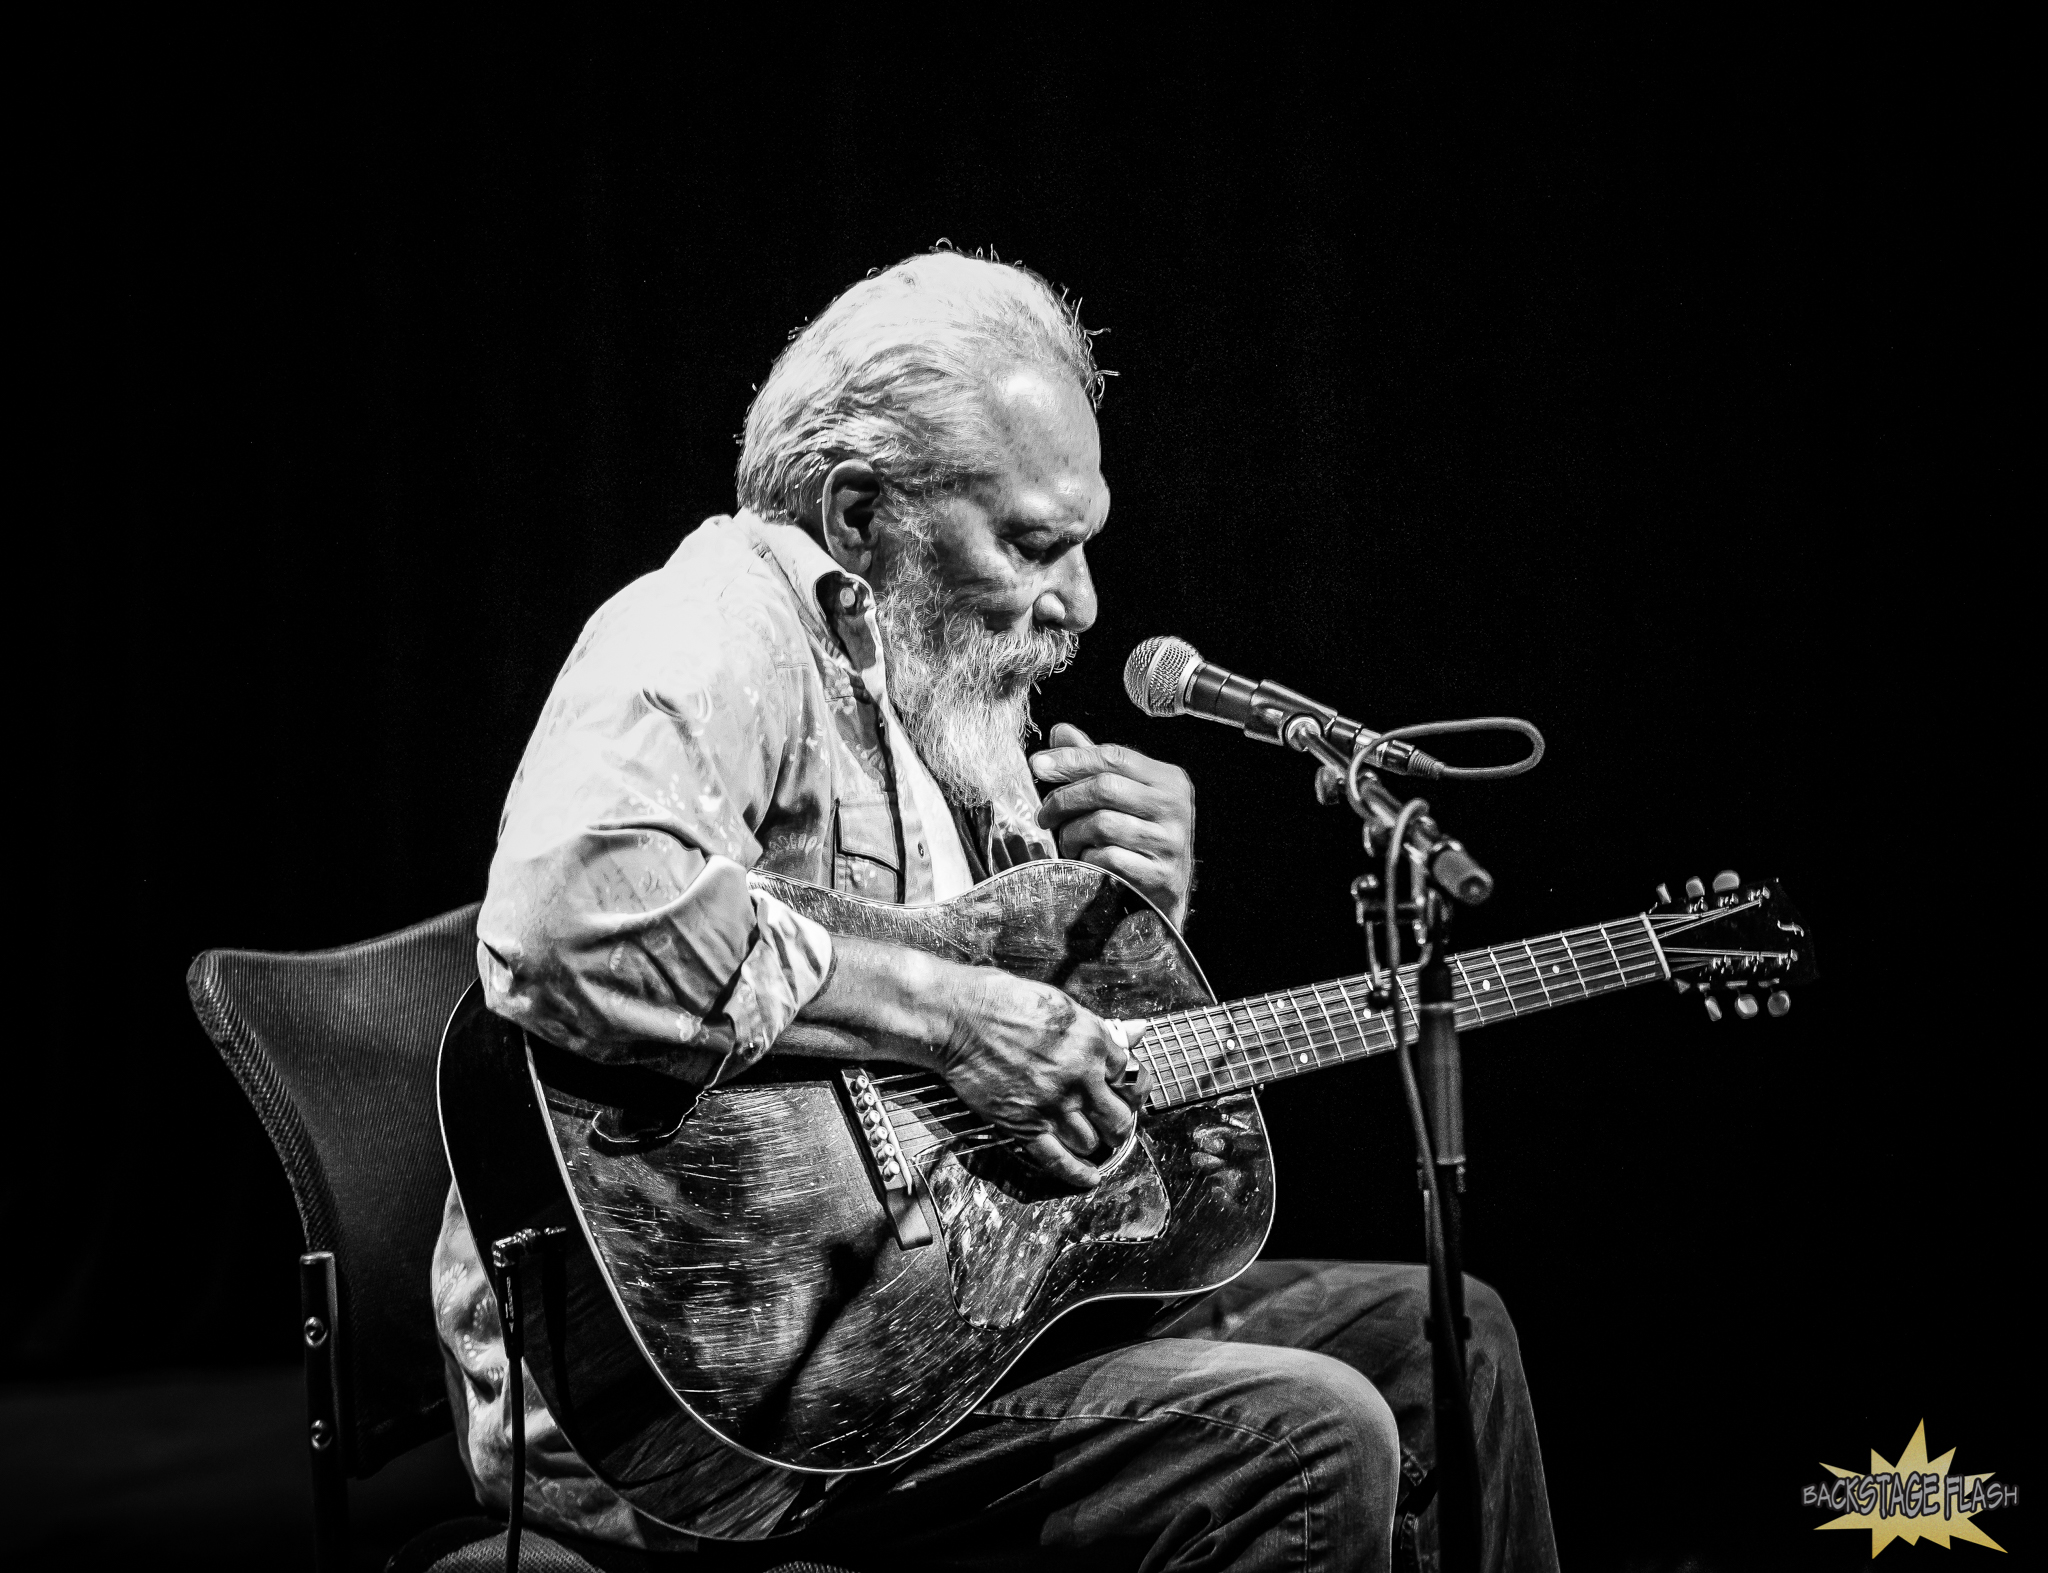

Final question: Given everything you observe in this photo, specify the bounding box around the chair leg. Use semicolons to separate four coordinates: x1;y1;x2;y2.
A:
302;1251;350;1573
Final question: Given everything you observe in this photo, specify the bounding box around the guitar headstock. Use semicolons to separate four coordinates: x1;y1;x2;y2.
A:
1646;871;1818;1021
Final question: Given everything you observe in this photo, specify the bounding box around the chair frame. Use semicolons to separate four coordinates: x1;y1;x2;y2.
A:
188;908;478;1571
303;1249;351;1570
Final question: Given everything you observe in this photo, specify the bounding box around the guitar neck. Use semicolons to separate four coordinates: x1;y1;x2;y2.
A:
1139;912;1670;1111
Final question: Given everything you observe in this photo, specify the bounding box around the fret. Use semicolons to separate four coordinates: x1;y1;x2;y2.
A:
1258;992;1299;1058
1210;1000;1251;1084
1305;982;1342;1068
1192;1007;1231;1092
1184;1006;1218;1087
1449;954;1488;1031
1248;998;1291;1080
1230;996;1266;1075
1184;1014;1215;1090
1594;923;1629;989
1487;945;1533;1012
1134;1037;1177;1108
1163;1015;1202;1098
1558;930;1592;996
1518;941;1555;1008
1209;1005;1253;1090
1175;1008;1209;1090
1282;992;1320;1075
1481;947;1521;1015
1145;1017;1181;1103
1600;922;1647;989
1332;978;1377;1061
1239;995;1282;1073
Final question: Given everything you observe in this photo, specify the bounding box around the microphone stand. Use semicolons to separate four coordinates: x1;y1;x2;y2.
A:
1292;720;1486;1573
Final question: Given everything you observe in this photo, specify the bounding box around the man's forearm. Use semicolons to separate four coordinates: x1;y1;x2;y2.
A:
778;933;972;1071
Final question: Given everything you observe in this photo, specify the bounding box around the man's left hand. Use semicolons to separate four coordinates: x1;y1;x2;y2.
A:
1031;723;1195;927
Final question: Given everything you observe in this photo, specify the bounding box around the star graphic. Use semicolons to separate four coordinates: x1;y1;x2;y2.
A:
1816;1420;2004;1555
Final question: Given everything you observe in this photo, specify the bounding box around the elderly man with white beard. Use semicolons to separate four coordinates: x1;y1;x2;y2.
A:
432;250;1559;1573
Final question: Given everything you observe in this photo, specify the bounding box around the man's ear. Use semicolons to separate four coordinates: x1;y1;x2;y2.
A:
818;459;884;576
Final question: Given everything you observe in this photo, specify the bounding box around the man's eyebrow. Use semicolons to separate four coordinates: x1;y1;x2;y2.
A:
1002;512;1104;543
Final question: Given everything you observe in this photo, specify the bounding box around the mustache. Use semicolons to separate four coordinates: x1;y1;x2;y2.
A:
948;616;1080;692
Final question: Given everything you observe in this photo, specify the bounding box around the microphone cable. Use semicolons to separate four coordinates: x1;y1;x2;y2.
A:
1354;716;1545;784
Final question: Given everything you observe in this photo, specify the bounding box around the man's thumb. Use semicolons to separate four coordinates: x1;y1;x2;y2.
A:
1048;722;1095;750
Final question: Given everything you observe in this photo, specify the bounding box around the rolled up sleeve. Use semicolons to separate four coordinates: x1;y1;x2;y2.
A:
475;578;833;1084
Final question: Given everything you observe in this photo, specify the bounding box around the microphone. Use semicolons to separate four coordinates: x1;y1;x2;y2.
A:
1123;636;1448;780
1124;635;1495;905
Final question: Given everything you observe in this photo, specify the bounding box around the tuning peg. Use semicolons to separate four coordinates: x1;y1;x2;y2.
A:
1712;870;1740;893
1684;877;1706;900
1733;993;1759;1019
1702;995;1723;1022
1655;883;1672;904
1766;990;1791;1017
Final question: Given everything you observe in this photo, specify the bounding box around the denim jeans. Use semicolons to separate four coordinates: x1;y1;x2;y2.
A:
797;1260;1560;1573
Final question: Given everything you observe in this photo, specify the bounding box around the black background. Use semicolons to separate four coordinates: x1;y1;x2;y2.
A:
16;16;2027;1570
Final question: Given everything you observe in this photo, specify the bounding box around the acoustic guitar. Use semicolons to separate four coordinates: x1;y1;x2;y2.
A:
439;860;1813;1531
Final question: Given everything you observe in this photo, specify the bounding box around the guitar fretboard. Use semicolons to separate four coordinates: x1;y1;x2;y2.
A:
1137;912;1673;1111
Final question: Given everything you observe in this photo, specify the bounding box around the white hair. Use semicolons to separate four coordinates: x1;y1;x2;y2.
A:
737;249;1106;522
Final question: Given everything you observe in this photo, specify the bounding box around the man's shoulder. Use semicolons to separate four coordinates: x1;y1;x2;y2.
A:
640;515;802;615
588;516;813;657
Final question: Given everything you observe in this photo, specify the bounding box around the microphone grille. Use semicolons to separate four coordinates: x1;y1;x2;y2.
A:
1124;636;1202;718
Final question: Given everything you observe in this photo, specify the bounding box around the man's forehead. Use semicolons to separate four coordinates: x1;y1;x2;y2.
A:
978;363;1108;531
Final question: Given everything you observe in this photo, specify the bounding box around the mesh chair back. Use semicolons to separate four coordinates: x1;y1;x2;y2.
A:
187;903;482;1475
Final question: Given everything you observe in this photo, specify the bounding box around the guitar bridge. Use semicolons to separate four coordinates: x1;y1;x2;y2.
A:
840;1067;934;1250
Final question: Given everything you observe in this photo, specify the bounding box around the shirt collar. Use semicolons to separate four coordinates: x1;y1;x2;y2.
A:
730;509;888;699
731;509;875;638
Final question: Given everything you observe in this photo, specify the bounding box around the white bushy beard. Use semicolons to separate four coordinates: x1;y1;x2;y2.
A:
872;520;1079;808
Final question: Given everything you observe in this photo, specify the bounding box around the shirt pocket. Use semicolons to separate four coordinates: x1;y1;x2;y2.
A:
833;797;903;903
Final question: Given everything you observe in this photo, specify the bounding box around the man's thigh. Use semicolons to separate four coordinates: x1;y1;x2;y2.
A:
804;1328;1401;1571
1160;1260;1435;1422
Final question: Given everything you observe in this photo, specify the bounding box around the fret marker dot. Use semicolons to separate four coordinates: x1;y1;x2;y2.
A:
1480;979;1492;990
1298;1052;1309;1063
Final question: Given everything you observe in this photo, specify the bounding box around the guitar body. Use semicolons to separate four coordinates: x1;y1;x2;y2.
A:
439;860;1273;1534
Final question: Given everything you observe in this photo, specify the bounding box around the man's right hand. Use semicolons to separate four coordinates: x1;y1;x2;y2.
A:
793;934;1151;1189
934;969;1152;1189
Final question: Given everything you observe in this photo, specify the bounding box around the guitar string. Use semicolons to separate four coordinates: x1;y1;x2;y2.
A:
886;941;1670;1114
880;942;1713;1157
866;912;1768;1132
871;926;1694;1123
863;917;1714;1093
867;908;1777;1165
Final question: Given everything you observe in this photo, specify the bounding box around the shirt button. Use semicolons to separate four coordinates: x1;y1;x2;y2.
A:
916;840;926;858
838;586;857;610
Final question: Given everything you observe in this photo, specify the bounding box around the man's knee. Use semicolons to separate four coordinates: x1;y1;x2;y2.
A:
1247;1347;1402;1512
1462;1276;1525;1380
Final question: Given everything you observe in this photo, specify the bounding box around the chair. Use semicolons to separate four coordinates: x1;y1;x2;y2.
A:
188;906;855;1572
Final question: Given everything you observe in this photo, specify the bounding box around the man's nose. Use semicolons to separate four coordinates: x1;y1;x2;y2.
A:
1033;546;1098;634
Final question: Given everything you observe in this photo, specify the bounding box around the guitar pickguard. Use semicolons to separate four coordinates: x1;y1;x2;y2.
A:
925;1131;1170;1329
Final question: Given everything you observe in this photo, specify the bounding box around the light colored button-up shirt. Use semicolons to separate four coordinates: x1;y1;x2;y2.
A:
434;511;1050;1544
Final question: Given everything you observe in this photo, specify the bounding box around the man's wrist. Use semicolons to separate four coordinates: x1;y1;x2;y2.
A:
797;932;971;1071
